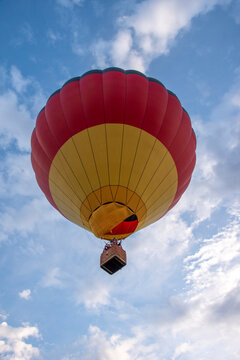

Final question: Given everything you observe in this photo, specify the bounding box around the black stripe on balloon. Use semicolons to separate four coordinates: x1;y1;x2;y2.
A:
48;89;60;101
63;76;81;87
103;67;125;73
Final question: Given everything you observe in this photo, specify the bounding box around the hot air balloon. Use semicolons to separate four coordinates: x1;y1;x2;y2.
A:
31;67;196;274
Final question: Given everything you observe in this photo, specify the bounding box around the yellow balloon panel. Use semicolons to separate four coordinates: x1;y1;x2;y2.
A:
106;124;123;185
49;124;178;236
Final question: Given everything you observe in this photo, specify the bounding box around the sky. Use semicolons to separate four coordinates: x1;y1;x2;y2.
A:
0;0;240;359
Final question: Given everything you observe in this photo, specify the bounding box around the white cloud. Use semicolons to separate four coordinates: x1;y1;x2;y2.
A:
125;209;193;290
41;267;65;288
74;210;240;359
157;211;240;359
0;153;38;197
10;66;31;94
184;212;240;308
0;197;59;237
0;66;46;151
75;280;110;309
0;66;54;242
172;342;192;360
71;31;85;56
91;0;231;71
0;322;40;360
47;29;62;43
19;289;31;300
79;325;158;360
0;90;33;151
170;70;240;230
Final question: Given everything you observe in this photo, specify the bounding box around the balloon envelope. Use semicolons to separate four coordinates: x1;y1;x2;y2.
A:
31;68;196;240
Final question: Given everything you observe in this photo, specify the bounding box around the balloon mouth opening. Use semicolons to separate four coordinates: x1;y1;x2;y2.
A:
88;201;138;239
106;213;138;236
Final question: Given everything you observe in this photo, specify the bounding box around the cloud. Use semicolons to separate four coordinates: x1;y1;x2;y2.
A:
91;0;231;71
10;66;31;94
74;280;111;309
156;210;240;359
172;342;192;360
172;69;240;228
79;325;158;360
0;66;52;239
0;141;60;244
41;267;65;288
211;282;240;321
47;29;62;44
73;210;240;359
71;31;85;56
0;322;40;360
0;90;33;151
0;66;46;151
0;198;59;238
184;211;240;310
19;289;31;300
0;153;38;198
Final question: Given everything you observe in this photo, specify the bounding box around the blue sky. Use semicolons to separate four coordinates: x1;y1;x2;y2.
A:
0;0;240;359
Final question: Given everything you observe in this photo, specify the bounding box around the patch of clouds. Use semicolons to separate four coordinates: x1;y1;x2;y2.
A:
47;29;62;44
79;325;158;360
0;152;38;198
0;90;33;151
0;321;40;360
74;279;111;309
72;31;85;56
41;267;65;288
0;66;49;243
123;209;193;299
0;66;46;151
91;0;231;71
184;213;240;308
9;66;46;117
170;69;240;232
172;342;192;360
191;74;240;207
159;211;240;359
0;198;60;239
71;211;240;359
10;66;31;94
19;289;31;300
